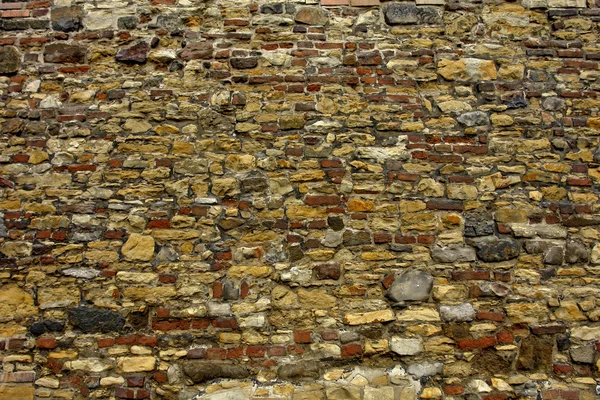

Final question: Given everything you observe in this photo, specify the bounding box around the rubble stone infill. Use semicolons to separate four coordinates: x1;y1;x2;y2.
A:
0;0;599;399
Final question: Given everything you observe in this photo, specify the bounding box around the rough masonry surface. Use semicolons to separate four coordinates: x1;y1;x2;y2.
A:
0;0;599;399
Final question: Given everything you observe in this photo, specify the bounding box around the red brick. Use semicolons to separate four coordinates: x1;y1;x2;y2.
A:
477;311;504;322
227;347;243;359
267;346;286;357
452;270;490;281
153;372;167;383
444;385;464;395
294;331;312;344
457;336;497;350
553;363;573;375
117;335;138;345
207;348;227;360
496;330;513;344
304;195;341;206
246;346;266;358
1;10;29;17
341;344;362;357
37;337;57;349
137;336;157;347
482;394;507;400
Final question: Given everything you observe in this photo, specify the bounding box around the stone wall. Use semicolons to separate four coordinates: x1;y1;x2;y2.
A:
0;0;599;398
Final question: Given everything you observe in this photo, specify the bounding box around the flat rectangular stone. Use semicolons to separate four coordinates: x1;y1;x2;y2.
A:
416;0;445;4
548;0;586;7
350;0;380;6
321;0;349;5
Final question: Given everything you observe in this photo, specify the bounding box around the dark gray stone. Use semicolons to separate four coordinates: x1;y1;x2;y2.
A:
118;16;138;30
68;307;125;333
116;42;149;64
0;46;20;74
328;216;344;231
475;238;520;262
51;7;83;32
339;331;360;344
261;3;284;14
464;214;494;237
457;111;489;127
431;245;476;263
565;241;588;263
504;92;528;109
222;281;239;301
0;216;6;238
417;6;443;24
570;345;596;364
44;43;86;64
384;2;418;24
29;320;64;335
542;97;566;111
543;246;564;265
182;361;250;383
157;15;180;30
383;3;442;25
387;270;433;302
524;240;555;254
277;361;320;381
231;57;259;69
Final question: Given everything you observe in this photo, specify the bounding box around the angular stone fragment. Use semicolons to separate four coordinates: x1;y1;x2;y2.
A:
1;241;32;257
51;6;83;32
277;361;320;381
44;44;86;64
464;214;494;237
182;361;250;383
566;241;589;263
516;336;553;371
179;42;213;61
474;238;520;262
543;246;564;265
457;111;489;127
0;46;20;75
0;286;37;320
407;361;443;378
570;345;596;364
122;233;155;261
431;245;476;263
387;270;433;302
68;307;126;333
390;337;422;355
440;303;476;322
344;310;395;325
295;8;328;25
116;42;150;64
118;356;156;372
505;302;548;324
